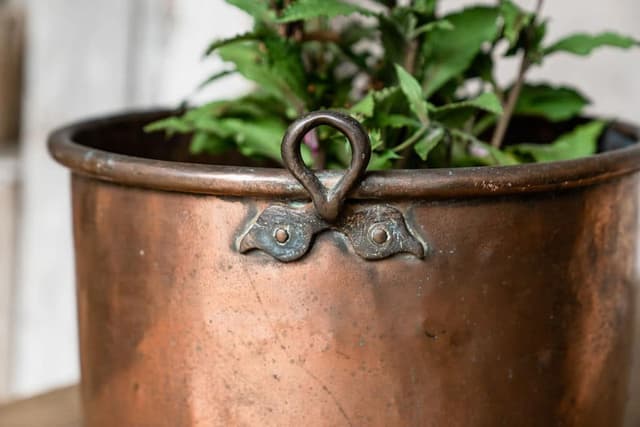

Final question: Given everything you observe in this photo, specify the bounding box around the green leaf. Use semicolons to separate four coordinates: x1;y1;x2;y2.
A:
225;0;274;21
412;0;437;15
369;149;402;171
524;20;548;63
204;32;259;56
196;69;236;90
454;140;520;166
350;92;375;117
421;6;500;96
188;116;231;137
219;118;288;162
432;92;503;115
466;53;494;83
514;84;590;122
218;42;306;111
415;127;445;161
545;32;639;56
395;64;431;124
508;121;605;163
483;144;521;166
144;117;193;136
379;114;420;128
277;0;373;23
412;20;454;38
190;131;232;155
379;13;410;65
263;36;308;101
500;0;532;48
369;129;383;150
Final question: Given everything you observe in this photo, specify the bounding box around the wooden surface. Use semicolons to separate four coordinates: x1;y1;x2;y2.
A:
0;4;24;144
0;386;81;427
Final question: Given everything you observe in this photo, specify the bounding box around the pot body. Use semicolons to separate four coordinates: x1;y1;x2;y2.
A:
50;111;640;426
72;172;638;427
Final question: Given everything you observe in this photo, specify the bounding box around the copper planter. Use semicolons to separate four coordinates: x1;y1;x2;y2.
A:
49;110;640;426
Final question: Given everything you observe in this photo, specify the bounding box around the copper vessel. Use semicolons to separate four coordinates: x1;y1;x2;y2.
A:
49;110;640;426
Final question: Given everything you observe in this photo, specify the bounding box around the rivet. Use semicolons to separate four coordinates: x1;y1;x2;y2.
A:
274;228;290;244
370;226;389;245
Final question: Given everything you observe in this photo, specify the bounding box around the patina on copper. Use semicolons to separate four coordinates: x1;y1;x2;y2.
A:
49;110;640;427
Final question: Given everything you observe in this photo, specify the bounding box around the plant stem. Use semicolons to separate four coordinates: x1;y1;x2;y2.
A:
490;55;529;148
302;30;341;44
534;0;545;16
490;0;544;148
404;40;418;75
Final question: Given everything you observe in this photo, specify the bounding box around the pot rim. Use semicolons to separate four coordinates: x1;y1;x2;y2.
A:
49;109;640;200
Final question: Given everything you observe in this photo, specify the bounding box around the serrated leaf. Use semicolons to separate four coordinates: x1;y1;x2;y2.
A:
277;0;373;23
197;69;236;90
225;0;274;21
369;149;402;170
415;127;445;161
218;42;306;111
205;32;259;56
514;84;590;122
432;92;503;115
350;92;375;117
263;36;308;101
545;31;639;56
421;6;500;96
508;121;604;163
395;64;431;124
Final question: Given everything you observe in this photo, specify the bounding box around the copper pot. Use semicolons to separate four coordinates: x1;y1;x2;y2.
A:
49;110;640;427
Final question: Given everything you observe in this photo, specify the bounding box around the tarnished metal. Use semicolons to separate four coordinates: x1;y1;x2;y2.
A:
281;111;372;222
241;112;423;262
49;110;640;427
238;204;425;262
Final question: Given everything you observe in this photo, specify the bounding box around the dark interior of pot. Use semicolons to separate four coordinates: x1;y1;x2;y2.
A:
73;111;639;169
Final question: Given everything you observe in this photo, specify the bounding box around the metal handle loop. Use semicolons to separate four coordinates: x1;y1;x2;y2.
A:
281;111;372;222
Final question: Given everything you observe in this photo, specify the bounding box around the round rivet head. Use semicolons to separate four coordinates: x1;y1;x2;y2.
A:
274;228;290;244
370;226;389;245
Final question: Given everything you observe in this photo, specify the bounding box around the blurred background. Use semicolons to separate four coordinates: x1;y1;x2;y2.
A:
0;0;638;424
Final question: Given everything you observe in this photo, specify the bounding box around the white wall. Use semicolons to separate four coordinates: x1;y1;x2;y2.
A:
11;0;250;397
0;154;18;401
8;2;640;425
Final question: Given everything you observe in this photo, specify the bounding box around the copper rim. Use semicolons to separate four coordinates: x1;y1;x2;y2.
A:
48;110;640;200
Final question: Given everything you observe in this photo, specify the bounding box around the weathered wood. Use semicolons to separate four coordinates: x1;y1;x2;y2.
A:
0;5;24;145
0;386;81;426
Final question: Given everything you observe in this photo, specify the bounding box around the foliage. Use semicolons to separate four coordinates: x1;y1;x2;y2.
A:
147;0;639;169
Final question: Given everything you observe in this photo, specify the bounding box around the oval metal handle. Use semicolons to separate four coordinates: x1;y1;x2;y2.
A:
281;111;372;222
